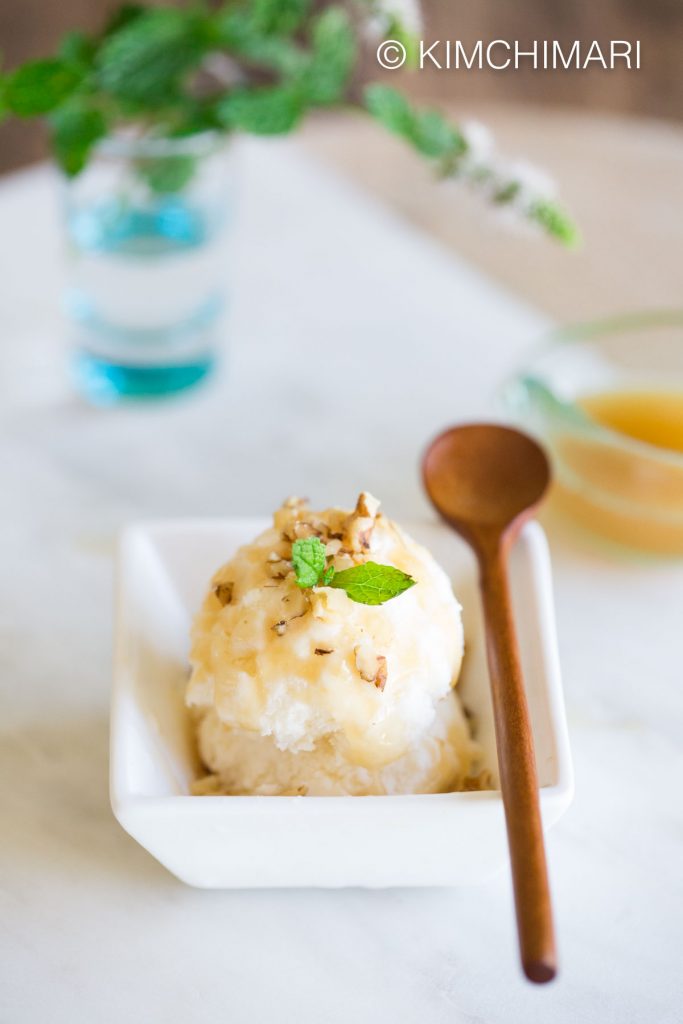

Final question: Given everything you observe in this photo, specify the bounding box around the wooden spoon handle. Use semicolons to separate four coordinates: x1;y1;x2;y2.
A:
479;541;556;984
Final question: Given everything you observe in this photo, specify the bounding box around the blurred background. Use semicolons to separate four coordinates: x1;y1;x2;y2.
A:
2;0;682;319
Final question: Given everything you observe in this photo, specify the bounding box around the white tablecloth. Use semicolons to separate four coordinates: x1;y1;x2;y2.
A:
1;139;681;1023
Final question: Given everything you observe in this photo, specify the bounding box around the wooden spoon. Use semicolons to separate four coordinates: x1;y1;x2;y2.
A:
422;423;555;984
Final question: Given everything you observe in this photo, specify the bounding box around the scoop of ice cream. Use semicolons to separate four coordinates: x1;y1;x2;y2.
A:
193;695;477;796
187;493;470;792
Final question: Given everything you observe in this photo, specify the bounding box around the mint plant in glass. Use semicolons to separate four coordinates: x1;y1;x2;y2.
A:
0;1;578;403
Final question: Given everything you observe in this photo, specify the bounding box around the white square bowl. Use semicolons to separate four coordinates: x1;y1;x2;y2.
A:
111;518;573;888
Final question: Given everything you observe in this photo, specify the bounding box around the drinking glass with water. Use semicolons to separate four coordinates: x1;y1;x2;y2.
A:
63;132;233;403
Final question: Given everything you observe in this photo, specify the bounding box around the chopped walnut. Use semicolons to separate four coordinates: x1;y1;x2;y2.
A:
343;491;381;553
271;593;309;636
354;644;388;691
213;581;234;606
333;552;356;571
309;586;347;619
309;515;331;536
356;492;381;519
281;515;330;544
357;529;372;551
273;496;310;539
373;656;388;691
292;521;320;540
267;558;291;580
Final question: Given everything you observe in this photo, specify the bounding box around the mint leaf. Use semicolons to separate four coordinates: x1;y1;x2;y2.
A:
252;0;311;36
50;100;108;176
96;9;209;108
168;99;223;138
238;36;307;77
364;85;465;160
215;10;307;77
330;562;415;605
364;85;411;134
322;565;336;586
303;7;355;106
292;537;327;589
58;32;96;72
529;198;581;247
213;8;256;49
384;16;420;70
4;59;82;116
138;154;197;193
216;84;304;135
102;4;146;38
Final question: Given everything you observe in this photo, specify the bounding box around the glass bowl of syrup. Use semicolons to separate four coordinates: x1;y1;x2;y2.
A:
505;311;683;555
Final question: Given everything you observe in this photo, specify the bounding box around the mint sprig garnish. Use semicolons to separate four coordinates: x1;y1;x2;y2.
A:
291;537;415;606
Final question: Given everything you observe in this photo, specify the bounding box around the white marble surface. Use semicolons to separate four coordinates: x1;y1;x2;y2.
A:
1;140;681;1023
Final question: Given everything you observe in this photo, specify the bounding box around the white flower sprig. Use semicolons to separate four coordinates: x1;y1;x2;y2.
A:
364;89;578;244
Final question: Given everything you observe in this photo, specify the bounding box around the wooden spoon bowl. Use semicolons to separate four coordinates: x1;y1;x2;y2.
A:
423;424;550;540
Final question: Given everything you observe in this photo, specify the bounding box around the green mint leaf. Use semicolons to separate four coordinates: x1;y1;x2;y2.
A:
215;10;307;77
322;565;336;586
137;153;197;194
493;181;521;204
102;4;146;38
241;36;307;78
384;16;420;70
302;7;355;106
292;537;327;589
213;8;256;48
58;32;96;72
529;198;581;247
364;85;465;160
166;97;224;138
216;84;304;135
4;59;82;116
49;100;108;176
330;562;415;605
411;109;467;159
95;9;209;108
251;0;312;36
